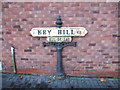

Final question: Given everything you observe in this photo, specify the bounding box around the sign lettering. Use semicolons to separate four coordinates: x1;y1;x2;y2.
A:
47;37;72;42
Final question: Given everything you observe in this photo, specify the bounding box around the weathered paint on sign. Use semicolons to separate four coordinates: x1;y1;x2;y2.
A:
47;37;72;42
30;27;88;37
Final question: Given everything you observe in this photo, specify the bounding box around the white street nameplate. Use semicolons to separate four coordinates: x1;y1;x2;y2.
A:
47;37;72;42
30;27;88;37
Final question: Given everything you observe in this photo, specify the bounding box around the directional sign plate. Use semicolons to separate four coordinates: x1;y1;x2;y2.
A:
30;27;88;37
47;37;72;42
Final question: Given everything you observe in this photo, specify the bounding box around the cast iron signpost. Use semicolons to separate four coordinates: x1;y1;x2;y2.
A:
43;42;76;78
30;16;88;79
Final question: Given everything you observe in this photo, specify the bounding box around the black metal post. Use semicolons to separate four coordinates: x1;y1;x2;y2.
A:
56;47;65;77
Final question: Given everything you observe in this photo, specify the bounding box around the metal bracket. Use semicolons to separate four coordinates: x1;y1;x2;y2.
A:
43;42;77;49
51;50;57;52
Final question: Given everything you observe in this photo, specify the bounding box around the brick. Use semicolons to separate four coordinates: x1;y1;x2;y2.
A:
0;38;4;41
97;50;104;52
6;32;11;34
2;4;9;8
72;56;77;58
42;61;50;63
92;10;100;14
18;28;23;31
91;3;99;7
66;58;72;61
102;67;110;69
24;8;34;11
102;53;109;55
13;25;21;28
112;61;120;64
86;61;93;63
100;25;107;27
77;61;84;63
24;49;32;52
70;3;80;7
85;67;93;69
12;18;20;22
63;55;67;58
89;43;96;46
21;58;28;60
105;56;113;58
75;14;84;17
46;53;53;55
22;19;27;21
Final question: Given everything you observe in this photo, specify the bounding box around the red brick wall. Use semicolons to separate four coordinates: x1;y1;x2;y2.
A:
2;2;119;77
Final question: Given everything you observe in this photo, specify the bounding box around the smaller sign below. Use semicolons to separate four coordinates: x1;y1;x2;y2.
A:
47;37;72;42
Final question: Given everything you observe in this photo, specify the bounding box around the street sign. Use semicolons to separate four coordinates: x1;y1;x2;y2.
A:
47;37;72;42
30;15;88;79
30;27;88;37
